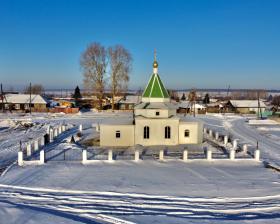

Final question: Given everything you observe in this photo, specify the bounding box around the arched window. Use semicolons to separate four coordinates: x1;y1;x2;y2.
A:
144;126;150;139
184;129;190;137
165;126;171;139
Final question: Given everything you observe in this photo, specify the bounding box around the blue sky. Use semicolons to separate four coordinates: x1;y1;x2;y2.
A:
0;0;280;90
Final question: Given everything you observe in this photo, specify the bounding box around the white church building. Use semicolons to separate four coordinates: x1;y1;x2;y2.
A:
100;55;203;147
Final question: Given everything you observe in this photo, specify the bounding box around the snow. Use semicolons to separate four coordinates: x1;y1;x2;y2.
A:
0;111;280;223
249;119;278;125
4;94;47;104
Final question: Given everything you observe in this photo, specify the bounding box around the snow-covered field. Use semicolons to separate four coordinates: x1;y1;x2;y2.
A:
0;111;280;223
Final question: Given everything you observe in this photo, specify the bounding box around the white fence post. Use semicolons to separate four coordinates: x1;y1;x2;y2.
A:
40;136;45;147
18;151;24;166
134;149;140;161
224;135;228;145
82;149;87;164
203;128;207;134
209;130;213;138
108;149;113;162
34;139;39;151
50;129;53;142
39;150;45;164
54;129;58;138
207;148;212;160
58;125;62;135
62;125;65;132
79;124;83;132
183;149;188;161
26;143;32;156
243;144;248;154
159;149;164;161
254;149;260;161
230;149;235;160
96;123;100;132
215;132;219;141
233;139;238;149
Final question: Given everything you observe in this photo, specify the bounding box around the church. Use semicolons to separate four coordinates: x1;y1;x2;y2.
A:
100;54;203;147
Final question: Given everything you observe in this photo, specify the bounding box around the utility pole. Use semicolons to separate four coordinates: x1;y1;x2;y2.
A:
1;83;4;112
257;90;262;119
29;82;32;115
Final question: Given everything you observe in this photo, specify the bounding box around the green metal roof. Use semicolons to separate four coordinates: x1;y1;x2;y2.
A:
142;73;169;98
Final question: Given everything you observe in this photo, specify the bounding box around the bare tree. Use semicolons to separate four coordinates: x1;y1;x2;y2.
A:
108;45;132;111
81;43;107;110
188;89;197;117
24;84;44;95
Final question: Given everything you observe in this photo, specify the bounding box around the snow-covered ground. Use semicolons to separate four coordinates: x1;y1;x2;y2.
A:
0;111;280;223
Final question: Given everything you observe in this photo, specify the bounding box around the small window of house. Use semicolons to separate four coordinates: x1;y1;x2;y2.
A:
185;130;190;137
156;111;160;116
165;126;171;139
144;126;150;139
116;130;121;138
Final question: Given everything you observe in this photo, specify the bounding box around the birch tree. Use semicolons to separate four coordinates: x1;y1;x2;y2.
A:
108;45;132;110
80;43;107;109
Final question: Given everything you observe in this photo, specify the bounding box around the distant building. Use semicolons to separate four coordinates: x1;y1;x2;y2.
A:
100;54;203;147
118;95;141;110
225;100;267;114
177;101;206;114
0;94;47;111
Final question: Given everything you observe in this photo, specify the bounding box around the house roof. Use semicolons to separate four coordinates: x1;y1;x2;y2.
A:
142;73;169;99
177;101;206;109
229;100;266;108
118;95;141;104
4;94;47;104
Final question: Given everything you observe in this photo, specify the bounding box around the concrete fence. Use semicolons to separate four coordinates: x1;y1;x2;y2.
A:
18;124;71;166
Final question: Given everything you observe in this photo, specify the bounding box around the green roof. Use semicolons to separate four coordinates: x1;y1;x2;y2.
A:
142;73;169;98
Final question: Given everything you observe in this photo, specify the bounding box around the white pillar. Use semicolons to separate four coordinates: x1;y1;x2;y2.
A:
50;129;53;142
26;143;32;156
224;135;228;145
54;129;58;138
46;126;50;135
209;130;213;138
254;149;260;161
34;139;39;151
58;125;62;135
233;139;238;149
215;132;219;141
18;151;24;166
243;144;248;154
134;149;139;162
108;149;113;161
230;149;235;160
203;128;207;134
159;149;164;161
82;149;87;164
183;149;188;161
207;148;212;160
62;125;65;132
39;150;45;164
79;124;83;132
40;136;45;147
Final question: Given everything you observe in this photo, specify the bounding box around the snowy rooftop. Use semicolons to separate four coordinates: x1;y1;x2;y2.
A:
4;94;47;104
230;100;266;108
118;95;141;104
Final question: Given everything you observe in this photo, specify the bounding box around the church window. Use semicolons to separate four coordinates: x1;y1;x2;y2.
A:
165;126;171;139
185;129;190;137
156;111;160;116
144;126;150;139
116;130;121;138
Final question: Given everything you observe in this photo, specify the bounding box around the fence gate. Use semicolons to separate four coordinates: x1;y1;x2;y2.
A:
45;146;82;162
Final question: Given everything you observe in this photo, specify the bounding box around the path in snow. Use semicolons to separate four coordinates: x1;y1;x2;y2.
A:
0;184;280;224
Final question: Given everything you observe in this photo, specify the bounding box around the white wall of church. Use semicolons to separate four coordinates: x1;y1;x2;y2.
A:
178;122;203;144
135;118;180;146
100;125;135;147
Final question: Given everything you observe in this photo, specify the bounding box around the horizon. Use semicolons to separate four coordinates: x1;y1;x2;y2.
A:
1;0;280;90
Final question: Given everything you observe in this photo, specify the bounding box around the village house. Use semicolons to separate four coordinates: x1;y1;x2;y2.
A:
100;54;203;147
117;95;141;110
177;101;206;114
0;94;47;112
224;100;267;114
